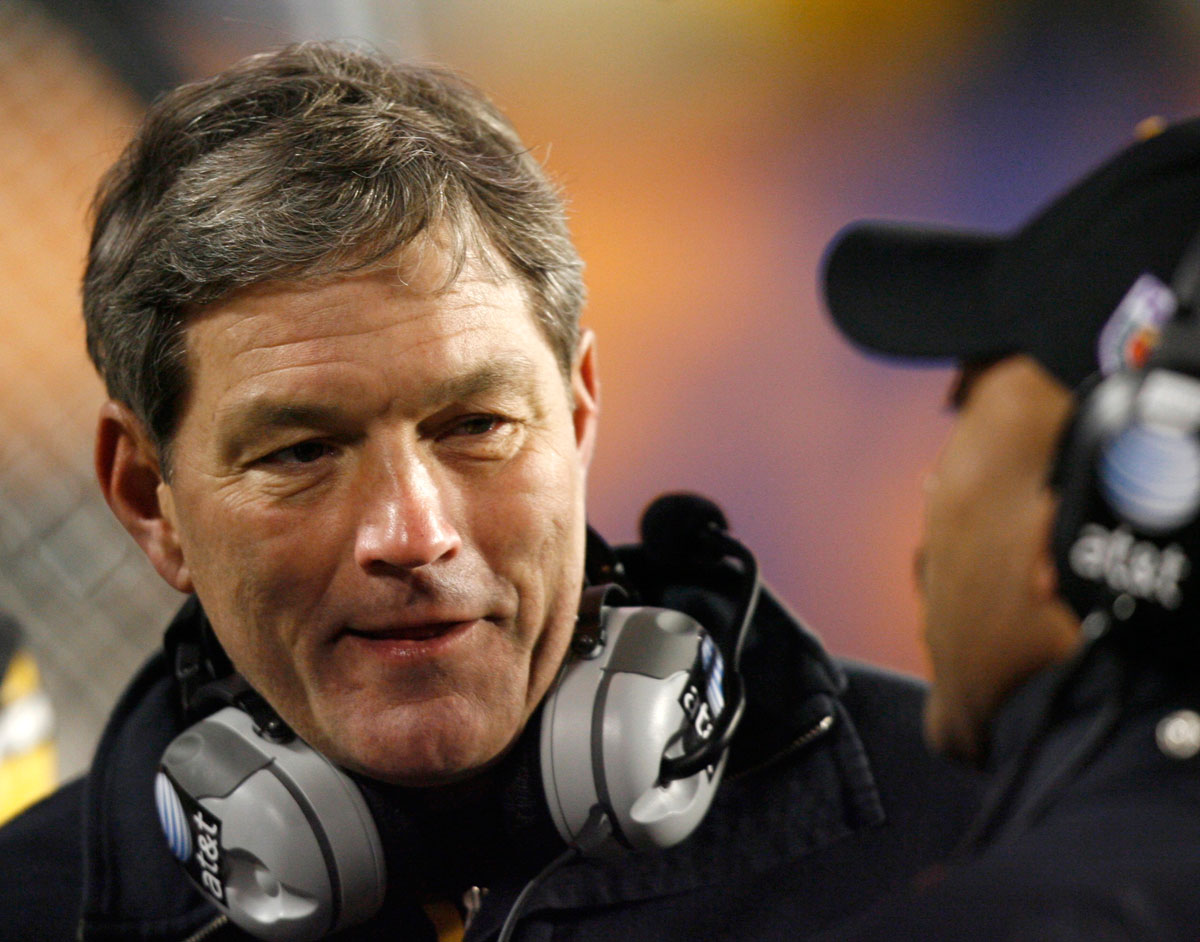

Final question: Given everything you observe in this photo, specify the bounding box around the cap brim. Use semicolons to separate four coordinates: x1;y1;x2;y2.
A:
821;221;1010;364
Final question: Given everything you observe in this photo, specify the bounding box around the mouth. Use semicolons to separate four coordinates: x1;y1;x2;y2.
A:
339;619;479;659
346;622;467;641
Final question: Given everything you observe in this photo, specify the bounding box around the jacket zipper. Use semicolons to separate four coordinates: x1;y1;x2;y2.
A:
729;711;835;783
462;885;487;932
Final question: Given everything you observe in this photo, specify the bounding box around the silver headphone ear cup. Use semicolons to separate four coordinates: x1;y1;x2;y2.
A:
540;632;607;848
158;707;385;942
540;606;727;855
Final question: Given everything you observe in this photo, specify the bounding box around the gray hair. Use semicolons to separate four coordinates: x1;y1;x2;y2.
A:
83;42;585;466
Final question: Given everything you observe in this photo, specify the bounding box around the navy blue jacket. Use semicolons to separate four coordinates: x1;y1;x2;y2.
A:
818;640;1200;940
0;547;979;940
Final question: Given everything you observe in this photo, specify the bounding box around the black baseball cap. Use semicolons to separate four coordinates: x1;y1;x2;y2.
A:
822;118;1200;389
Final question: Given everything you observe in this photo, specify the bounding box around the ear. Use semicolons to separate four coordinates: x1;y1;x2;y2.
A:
571;328;600;468
95;401;193;593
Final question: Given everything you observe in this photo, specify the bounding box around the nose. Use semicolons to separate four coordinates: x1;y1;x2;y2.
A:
354;452;461;573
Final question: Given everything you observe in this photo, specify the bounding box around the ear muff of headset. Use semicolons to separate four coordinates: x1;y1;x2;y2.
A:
540;600;730;854
1052;367;1200;637
157;707;386;942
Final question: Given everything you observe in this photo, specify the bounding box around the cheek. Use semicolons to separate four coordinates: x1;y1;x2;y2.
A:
478;430;584;559
920;477;999;657
174;486;348;649
925;452;986;536
921;478;974;599
479;445;586;657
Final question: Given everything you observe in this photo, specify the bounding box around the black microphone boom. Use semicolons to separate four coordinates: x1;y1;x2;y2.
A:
640;492;756;781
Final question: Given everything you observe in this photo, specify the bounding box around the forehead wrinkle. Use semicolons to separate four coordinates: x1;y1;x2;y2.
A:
211;300;448;369
218;351;545;436
206;282;536;381
225;400;347;433
208;256;528;341
420;353;545;415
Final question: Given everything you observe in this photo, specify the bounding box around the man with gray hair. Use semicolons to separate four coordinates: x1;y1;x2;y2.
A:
0;43;976;941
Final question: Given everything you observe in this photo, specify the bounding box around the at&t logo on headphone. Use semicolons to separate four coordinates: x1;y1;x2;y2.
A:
1054;239;1200;636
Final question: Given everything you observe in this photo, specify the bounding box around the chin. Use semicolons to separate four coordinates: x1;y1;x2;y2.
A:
329;706;523;787
923;689;985;767
355;748;506;788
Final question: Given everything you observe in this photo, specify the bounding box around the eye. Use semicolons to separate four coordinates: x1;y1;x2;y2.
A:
449;414;505;437
947;358;1004;412
263;441;337;466
435;412;523;460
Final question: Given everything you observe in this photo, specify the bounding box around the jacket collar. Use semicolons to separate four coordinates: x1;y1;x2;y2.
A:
79;643;219;940
968;638;1191;855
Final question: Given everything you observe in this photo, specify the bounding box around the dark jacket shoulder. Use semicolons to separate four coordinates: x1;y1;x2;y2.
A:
817;649;1200;940
839;660;979;827
0;777;86;939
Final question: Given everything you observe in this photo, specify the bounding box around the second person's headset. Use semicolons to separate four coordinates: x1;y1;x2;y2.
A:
154;494;757;941
1052;228;1200;648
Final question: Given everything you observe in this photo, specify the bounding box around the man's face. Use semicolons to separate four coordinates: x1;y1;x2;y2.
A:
917;354;1078;763
152;248;597;786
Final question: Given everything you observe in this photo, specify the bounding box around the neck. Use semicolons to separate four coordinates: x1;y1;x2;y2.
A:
350;720;566;902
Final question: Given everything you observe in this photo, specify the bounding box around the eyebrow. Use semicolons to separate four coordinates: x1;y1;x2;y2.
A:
946;357;1004;411
946;368;973;411
219;354;545;458
418;354;542;413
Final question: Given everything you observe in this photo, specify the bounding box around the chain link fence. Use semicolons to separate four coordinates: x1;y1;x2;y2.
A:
0;0;181;781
